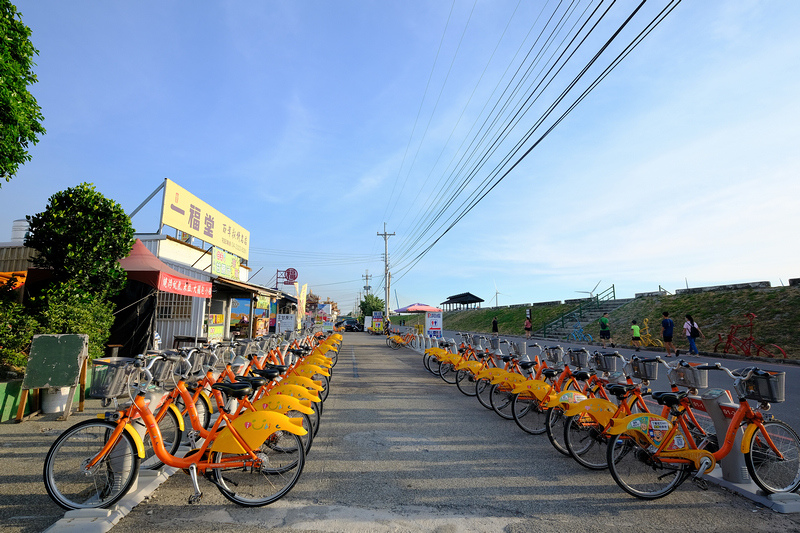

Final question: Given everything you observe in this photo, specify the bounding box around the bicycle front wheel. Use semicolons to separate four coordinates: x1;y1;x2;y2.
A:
476;378;493;410
545;407;570;456
756;344;787;359
564;414;608;469
606;432;689;499
489;383;515;420
455;369;477;396
512;393;547;435
212;432;305;506
439;362;457;384
745;420;800;494
43;419;140;510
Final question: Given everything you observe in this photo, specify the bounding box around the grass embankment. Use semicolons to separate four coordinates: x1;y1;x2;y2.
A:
588;287;800;358
399;286;800;358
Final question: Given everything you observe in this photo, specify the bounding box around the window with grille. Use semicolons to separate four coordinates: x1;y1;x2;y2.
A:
156;291;192;320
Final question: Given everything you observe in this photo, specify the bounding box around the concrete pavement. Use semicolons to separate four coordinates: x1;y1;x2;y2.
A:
3;332;800;532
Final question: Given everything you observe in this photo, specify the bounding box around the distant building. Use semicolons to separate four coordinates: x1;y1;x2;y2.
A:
440;292;484;311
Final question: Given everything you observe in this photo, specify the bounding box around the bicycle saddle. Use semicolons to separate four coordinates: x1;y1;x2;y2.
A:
542;368;560;379
519;361;537;370
573;370;596;381
211;382;252;399
235;375;267;389
605;383;636;398
652;390;688;407
251;368;282;380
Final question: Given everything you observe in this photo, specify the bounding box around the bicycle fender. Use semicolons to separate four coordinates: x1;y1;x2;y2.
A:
740;422;762;454
490;373;529;386
606;413;674;449
211;411;307;454
475;368;508;380
544;390;587;409
294;363;330;377
280;374;324;392
167;403;185;432
511;380;550;400
269;383;321;402
256;394;315;415
455;361;482;372
563;397;617;423
199;390;215;414
306;354;333;368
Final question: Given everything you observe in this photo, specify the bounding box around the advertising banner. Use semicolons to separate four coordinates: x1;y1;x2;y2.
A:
211;247;241;280
161;178;250;260
425;311;443;338
276;314;296;334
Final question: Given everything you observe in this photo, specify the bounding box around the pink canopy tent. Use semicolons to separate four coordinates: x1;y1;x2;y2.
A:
395;303;442;313
119;239;212;298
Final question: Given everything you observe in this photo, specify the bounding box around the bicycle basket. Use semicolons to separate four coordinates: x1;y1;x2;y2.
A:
630;359;659;380
543;347;563;365
741;370;785;403
189;349;213;374
592;353;620;373
669;363;708;389
568;350;590;369
149;356;175;384
88;357;136;399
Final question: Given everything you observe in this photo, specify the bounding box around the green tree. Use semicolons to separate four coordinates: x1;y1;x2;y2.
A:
25;182;135;298
359;294;385;318
0;1;46;184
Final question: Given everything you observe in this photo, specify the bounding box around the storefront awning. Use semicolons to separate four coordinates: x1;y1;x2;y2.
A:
120;239;212;298
212;276;277;297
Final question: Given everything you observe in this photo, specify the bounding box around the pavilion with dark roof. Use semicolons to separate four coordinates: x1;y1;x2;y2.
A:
440;292;484;311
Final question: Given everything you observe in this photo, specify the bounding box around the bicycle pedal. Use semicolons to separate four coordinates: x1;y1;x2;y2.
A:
692;477;709;491
188;492;203;504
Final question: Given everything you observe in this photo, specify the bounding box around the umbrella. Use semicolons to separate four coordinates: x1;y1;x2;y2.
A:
406;304;442;313
394;302;424;313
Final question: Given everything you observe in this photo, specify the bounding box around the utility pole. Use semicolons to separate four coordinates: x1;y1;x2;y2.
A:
377;223;395;323
362;269;372;296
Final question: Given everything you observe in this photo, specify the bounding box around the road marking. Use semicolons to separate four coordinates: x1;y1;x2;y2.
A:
351;347;359;378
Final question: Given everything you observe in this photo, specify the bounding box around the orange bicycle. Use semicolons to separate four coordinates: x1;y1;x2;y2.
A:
43;353;307;510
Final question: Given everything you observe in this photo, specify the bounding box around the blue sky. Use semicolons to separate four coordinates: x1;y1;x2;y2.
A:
2;1;799;314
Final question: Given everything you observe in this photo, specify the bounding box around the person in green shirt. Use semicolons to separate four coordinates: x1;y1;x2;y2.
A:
598;312;613;348
631;320;641;351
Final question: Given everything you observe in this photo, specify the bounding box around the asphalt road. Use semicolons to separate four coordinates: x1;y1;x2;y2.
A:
61;332;800;532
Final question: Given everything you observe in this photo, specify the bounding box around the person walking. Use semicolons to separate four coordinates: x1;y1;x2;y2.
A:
683;314;704;355
598;312;613;348
491;316;499;337
631;320;641;351
661;311;676;356
523;317;532;339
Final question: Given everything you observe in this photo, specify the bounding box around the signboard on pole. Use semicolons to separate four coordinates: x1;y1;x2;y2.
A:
276;314;296;334
425;311;443;338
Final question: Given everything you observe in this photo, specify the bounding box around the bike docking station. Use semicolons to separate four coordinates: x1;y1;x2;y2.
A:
694;387;800;513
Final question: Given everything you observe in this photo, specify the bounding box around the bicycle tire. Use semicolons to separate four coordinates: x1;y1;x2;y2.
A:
139;406;183;470
439;362;458;384
545;407;570;456
212;432;305;506
745;419;800;494
756;344;787;359
422;353;437;375
455;369;477;396
43;419;140;510
475;378;493;410
583;334;593;343
606;432;689;499
511;392;547;435
563;414;608;469
489;382;515;420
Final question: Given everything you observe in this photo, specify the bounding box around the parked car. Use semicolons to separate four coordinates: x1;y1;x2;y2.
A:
343;318;363;332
